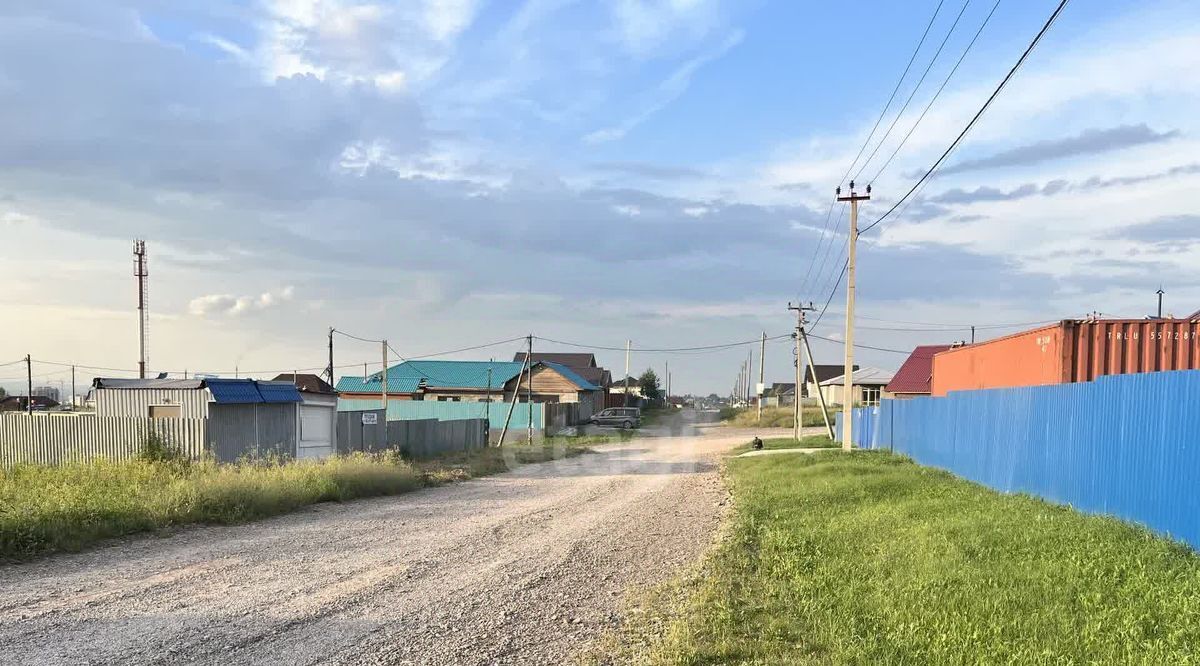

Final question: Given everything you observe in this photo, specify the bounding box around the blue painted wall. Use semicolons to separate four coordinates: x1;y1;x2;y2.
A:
846;371;1200;549
338;399;544;429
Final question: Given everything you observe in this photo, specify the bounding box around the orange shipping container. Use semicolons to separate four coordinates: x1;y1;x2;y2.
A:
931;319;1200;396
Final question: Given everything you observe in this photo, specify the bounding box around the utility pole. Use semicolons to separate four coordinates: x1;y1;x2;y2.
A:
624;340;631;407
71;364;76;411
757;331;766;425
836;181;870;450
381;340;388;415
792;302;835;440
664;361;669;407
971;325;976;344
1157;288;1165;318
746;350;753;406
133;240;148;379
497;352;529;447
25;354;32;415
527;334;533;444
326;327;335;385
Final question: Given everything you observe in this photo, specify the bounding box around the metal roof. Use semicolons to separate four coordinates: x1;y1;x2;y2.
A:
819;367;895;387
884;345;954;395
93;378;204;390
336;360;526;393
204;378;301;404
542;362;600;391
514;352;598;368
256;381;305;403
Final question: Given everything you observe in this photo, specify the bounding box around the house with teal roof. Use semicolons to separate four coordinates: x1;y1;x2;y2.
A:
336;359;604;419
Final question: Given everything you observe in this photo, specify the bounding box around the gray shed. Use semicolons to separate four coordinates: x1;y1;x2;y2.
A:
92;378;306;462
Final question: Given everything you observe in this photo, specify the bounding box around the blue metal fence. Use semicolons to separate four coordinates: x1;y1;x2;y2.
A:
337;399;544;430
845;370;1200;549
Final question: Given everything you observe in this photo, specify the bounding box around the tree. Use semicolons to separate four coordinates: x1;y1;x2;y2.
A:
0;386;6;400
638;368;662;405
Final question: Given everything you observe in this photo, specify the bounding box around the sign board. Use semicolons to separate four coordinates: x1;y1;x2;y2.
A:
361;412;379;425
756;382;765;396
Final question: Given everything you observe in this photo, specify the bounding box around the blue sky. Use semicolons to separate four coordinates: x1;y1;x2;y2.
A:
2;0;1199;395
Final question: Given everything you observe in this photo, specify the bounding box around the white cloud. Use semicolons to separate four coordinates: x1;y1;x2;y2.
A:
189;286;297;318
613;0;719;57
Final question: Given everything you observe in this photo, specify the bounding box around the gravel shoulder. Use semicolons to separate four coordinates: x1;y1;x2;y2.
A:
0;428;743;665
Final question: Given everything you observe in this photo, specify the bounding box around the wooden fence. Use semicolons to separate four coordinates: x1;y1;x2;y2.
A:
0;413;207;466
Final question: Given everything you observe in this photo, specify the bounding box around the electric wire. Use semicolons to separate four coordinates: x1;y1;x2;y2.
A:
861;0;1070;235
869;0;1003;184
853;0;973;182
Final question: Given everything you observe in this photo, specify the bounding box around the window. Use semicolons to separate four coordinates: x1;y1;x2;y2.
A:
861;386;881;406
148;404;182;419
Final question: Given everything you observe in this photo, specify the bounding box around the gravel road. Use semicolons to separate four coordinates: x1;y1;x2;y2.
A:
0;419;750;665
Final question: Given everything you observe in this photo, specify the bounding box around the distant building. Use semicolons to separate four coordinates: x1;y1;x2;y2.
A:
819;367;895;406
886;345;953;399
336;359;603;418
0;395;60;412
514;352;612;391
32;386;61;402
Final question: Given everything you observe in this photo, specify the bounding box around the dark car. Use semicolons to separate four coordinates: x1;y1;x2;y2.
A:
590;407;641;429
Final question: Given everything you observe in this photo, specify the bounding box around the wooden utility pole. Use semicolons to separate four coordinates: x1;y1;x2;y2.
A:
25;354;32;415
746;350;753;406
836;181;870;450
757;332;766;424
624;340;631;406
326;327;335;385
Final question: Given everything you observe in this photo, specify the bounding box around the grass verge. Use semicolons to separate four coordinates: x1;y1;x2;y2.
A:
614;451;1200;664
722;406;834;429
1;443;589;563
732;434;838;454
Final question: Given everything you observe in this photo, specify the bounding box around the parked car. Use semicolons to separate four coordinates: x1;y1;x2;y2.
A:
590;407;641;429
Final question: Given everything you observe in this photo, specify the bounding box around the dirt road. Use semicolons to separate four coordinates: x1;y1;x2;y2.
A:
0;418;752;665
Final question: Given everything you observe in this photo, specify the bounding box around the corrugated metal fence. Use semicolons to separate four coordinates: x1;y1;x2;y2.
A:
843;370;1200;549
338;400;546;430
0;414;206;466
337;411;487;458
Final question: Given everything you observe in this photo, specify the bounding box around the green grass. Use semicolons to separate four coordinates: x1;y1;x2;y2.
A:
0;444;588;563
621;451;1200;664
722;406;834;429
732;435;839;454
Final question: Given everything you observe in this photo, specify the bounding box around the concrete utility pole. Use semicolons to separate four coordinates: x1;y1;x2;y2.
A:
71;365;76;411
381;340;388;414
792;302;835;440
664;361;669;407
133;240;148;379
497;352;529;447
757;332;766;425
746;350;753;406
25;354;32;415
836;181;870;450
624;340;631;407
527;334;533;444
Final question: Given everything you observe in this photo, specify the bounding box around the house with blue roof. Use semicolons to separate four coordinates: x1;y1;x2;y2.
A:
336;358;604;419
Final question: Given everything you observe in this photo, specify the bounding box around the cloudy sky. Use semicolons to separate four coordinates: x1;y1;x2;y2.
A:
2;0;1198;396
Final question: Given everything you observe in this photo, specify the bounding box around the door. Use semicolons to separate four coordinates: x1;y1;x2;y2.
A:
299;403;335;459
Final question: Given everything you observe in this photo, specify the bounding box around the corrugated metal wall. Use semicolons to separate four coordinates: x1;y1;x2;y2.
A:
338;399;545;430
0;414;206;466
94;388;211;418
335;411;486;457
207;403;298;463
847;370;1200;549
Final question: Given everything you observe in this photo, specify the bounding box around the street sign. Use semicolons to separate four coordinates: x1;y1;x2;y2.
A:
361;412;378;425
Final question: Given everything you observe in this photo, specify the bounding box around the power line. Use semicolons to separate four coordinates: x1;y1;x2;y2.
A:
839;0;947;185
798;0;946;299
408;336;529;359
533;334;792;354
854;0;972;182
861;0;1070;236
869;0;1003;184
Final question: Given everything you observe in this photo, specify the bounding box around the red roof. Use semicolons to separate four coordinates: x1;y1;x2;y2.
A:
885;345;954;395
